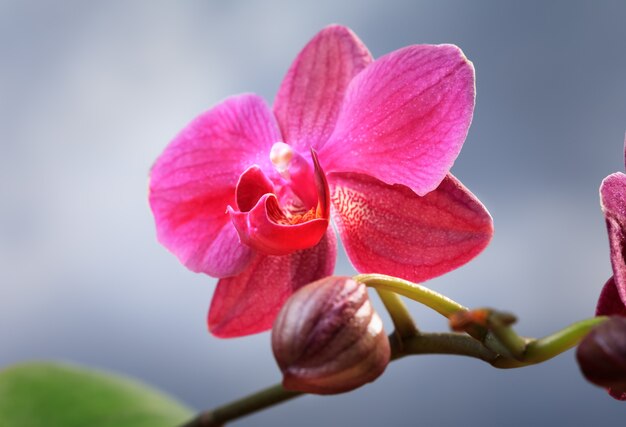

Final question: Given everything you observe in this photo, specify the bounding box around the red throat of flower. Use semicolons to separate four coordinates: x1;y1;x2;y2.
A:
229;144;330;256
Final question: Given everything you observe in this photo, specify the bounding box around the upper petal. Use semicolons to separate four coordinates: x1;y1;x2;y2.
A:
329;172;493;282
319;44;475;196
149;94;281;276
274;25;372;153
208;228;337;338
600;172;626;304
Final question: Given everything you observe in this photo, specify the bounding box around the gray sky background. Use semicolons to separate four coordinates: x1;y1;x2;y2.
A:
1;1;626;426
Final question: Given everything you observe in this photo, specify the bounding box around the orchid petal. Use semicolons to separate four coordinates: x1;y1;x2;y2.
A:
208;229;337;337
274;25;372;153
596;277;626;317
320;44;475;196
229;194;329;256
600;172;626;304
203;222;254;278
329;172;492;282
149;94;281;276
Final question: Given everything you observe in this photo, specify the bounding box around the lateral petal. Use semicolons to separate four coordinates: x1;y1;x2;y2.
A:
208;229;337;338
329;172;492;282
149;94;281;276
274;25;372;153
202;222;254;278
320;44;475;196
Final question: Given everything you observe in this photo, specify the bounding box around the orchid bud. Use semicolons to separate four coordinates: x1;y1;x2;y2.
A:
576;316;626;400
271;276;390;395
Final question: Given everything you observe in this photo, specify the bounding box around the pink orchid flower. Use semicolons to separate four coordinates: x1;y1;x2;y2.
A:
596;136;626;320
149;25;493;338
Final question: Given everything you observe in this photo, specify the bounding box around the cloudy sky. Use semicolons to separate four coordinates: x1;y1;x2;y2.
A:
2;1;626;426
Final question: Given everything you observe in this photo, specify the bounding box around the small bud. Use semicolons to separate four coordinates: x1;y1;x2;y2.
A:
271;276;390;395
576;316;626;400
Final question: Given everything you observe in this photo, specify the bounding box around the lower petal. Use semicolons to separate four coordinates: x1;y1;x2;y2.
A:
329;172;493;283
208;228;337;338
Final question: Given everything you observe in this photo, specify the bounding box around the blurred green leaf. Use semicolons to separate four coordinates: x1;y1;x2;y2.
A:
0;362;193;427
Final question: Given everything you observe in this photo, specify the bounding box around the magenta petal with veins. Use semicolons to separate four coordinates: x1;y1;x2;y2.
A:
329;172;493;283
274;25;372;153
209;230;337;337
149;94;279;277
319;44;475;196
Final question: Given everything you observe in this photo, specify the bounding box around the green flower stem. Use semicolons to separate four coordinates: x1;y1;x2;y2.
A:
359;274;492;348
180;275;608;426
484;313;528;360
481;331;521;359
375;288;419;339
355;274;467;318
179;384;301;427
180;331;500;426
525;316;608;362
181;315;606;426
393;332;498;362
491;316;609;368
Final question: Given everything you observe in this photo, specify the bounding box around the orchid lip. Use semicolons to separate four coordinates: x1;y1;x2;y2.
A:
229;148;332;256
228;195;329;256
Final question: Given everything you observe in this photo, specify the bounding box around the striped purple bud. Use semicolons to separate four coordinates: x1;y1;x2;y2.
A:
272;276;390;394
